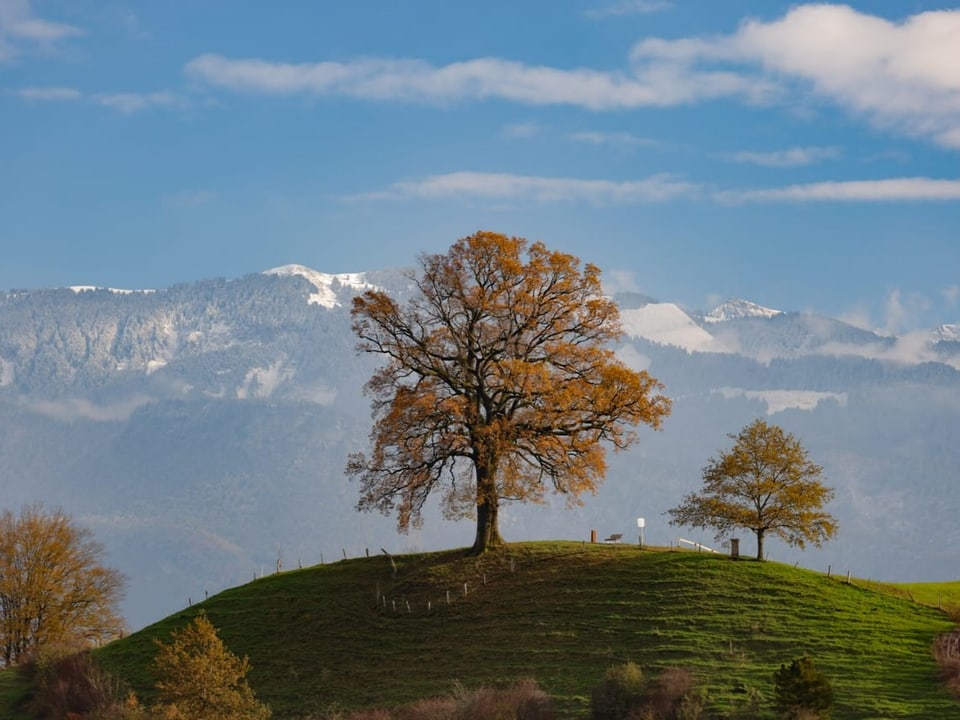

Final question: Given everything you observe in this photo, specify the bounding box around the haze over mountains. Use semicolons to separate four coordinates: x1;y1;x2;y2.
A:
1;266;958;630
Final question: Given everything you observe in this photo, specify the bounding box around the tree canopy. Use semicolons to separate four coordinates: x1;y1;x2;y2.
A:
348;231;670;553
667;419;836;560
0;503;125;666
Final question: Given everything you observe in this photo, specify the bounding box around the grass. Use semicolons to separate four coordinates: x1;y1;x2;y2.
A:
8;541;960;719
891;581;960;613
0;667;32;720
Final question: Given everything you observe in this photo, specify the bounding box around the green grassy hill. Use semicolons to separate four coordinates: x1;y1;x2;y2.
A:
12;542;960;718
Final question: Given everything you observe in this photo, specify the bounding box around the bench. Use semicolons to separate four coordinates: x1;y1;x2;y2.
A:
603;533;623;544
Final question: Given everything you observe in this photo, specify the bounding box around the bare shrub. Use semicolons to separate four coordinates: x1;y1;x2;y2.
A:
345;709;394;720
645;668;704;720
934;629;960;696
390;678;553;720
20;646;130;720
592;663;707;720
395;695;457;720
452;678;554;720
510;677;555;720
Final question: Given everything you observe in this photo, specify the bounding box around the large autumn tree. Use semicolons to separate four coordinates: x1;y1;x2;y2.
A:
667;419;837;560
0;503;125;666
348;231;670;554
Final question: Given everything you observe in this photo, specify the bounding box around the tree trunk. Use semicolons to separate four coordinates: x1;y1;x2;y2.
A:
469;450;504;555
756;529;765;561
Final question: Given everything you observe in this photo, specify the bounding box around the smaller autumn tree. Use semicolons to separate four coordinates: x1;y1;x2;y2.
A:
0;503;125;666
151;613;270;720
667;419;836;560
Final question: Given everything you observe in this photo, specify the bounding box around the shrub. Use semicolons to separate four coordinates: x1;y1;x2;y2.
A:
20;645;130;720
645;668;704;720
933;629;960;697
592;663;707;720
384;678;554;720
592;662;646;720
395;696;457;720
450;678;554;720
773;656;834;719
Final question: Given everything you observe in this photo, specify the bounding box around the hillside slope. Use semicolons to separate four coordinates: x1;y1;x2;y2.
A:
95;543;958;719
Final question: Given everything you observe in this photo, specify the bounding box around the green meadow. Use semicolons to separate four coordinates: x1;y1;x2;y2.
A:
78;542;957;719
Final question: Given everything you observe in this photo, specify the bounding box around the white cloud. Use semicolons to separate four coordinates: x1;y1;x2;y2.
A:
356;171;697;205
15;86;81;100
92;91;186;114
0;0;82;60
943;285;960;309
631;5;960;149
717;177;960;203
585;1;671;20
722;146;841;167
818;333;959;369
500;121;542;139
717;387;847;415
13;86;185;113
183;6;960;147
882;289;931;336
26;394;153;422
615;344;652;372
184;52;773;110
602;270;644;295
569;130;659;147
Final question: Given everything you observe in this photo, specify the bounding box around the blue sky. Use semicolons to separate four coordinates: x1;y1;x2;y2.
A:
2;1;959;333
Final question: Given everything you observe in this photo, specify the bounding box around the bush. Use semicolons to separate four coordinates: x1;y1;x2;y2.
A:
346;678;554;720
591;662;646;720
592;663;706;720
452;678;554;720
645;668;704;720
19;645;130;720
773;656;833;720
394;696;457;720
934;629;960;697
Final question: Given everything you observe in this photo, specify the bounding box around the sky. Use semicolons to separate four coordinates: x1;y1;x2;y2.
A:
2;0;959;334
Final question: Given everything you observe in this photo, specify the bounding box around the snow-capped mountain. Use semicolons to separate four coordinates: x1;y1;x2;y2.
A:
263;264;380;309
933;323;960;343
703;297;783;323
1;267;958;631
620;303;731;354
617;296;960;369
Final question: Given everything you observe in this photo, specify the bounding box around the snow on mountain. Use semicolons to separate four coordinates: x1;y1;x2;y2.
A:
620;303;731;354
703;297;783;323
933;323;960;342
263;264;378;308
69;286;154;295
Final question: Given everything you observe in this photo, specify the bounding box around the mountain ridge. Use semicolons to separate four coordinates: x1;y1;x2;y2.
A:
1;267;958;630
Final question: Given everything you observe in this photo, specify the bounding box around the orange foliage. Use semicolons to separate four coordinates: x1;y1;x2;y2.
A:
0;503;125;666
348;231;670;552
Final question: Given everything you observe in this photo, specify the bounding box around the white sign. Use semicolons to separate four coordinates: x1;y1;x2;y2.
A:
637;517;645;528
